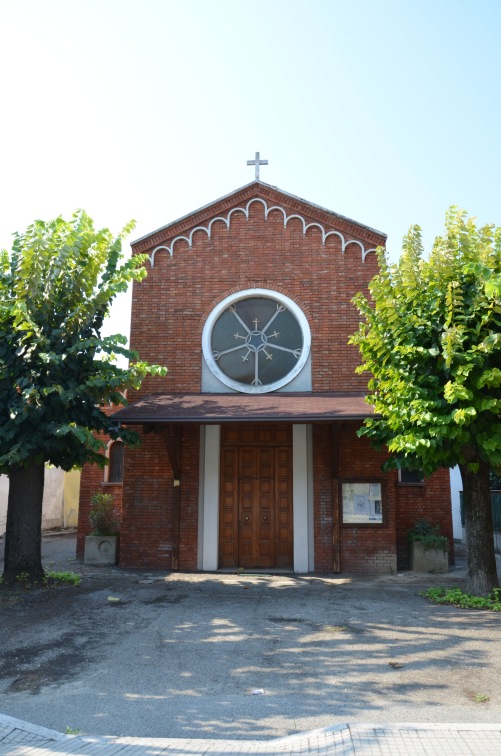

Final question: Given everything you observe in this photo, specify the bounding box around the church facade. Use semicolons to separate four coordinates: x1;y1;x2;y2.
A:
77;178;453;573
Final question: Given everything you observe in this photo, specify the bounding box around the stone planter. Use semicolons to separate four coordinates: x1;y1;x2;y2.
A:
410;540;448;574
84;535;119;566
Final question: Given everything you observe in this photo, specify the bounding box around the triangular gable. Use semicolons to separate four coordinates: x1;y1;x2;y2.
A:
131;181;387;266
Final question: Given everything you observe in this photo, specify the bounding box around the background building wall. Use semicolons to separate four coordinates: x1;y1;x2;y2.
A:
1;467;80;533
449;465;464;540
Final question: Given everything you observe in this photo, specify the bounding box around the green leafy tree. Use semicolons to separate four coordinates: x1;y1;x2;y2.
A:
0;211;166;584
351;208;501;596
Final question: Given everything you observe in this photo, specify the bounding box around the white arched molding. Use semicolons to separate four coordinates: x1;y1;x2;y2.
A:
150;197;378;266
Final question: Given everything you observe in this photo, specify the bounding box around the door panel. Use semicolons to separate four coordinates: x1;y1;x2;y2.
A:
276;447;293;567
219;426;293;569
239;447;274;568
219;447;238;567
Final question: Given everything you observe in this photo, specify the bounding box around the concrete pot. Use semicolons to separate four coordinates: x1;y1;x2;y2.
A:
410;540;448;574
84;535;119;566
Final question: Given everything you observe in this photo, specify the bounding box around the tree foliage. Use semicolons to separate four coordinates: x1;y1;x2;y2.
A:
0;210;166;583
351;208;501;594
351;208;501;473
0;210;166;473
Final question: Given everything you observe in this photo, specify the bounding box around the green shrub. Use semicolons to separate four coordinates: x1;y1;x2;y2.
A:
422;586;501;611
88;493;119;536
45;571;81;587
408;519;448;554
5;570;81;590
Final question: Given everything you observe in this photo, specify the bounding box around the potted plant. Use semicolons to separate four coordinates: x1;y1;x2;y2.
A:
408;519;449;573
84;493;120;566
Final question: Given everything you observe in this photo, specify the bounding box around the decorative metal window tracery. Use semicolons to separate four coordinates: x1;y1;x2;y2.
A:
202;289;311;394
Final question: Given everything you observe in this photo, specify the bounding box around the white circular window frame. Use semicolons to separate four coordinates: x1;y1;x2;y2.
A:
202;288;311;394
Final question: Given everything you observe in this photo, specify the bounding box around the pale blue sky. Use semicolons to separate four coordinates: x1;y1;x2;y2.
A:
1;0;500;335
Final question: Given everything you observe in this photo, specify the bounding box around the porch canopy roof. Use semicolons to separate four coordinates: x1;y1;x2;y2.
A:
112;392;376;425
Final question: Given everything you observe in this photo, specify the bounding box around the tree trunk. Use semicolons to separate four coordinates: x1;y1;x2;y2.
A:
3;462;45;584
459;459;499;596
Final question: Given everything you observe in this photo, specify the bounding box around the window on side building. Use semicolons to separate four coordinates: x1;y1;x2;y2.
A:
107;440;124;483
398;468;424;485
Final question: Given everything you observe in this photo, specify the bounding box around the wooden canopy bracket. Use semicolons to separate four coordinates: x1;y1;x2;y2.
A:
163;424;182;570
331;424;341;573
162;424;182;482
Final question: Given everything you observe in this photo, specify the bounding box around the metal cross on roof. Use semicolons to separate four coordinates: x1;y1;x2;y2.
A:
247;151;268;180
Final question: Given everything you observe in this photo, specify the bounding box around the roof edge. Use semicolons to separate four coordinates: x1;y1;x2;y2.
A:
131;181;387;247
111;392;377;424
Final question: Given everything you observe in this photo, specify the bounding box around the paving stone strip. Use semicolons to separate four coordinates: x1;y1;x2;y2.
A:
1;715;501;755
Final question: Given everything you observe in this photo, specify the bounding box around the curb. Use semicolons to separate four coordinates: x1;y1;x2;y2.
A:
0;712;72;742
1;715;501;747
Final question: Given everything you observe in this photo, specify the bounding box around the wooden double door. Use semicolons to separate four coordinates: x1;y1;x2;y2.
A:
219;425;293;569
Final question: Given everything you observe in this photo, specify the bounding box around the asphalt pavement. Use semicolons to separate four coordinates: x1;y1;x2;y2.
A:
0;532;500;755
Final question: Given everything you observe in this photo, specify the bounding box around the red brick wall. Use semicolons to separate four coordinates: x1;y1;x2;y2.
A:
178;425;200;570
312;422;452;574
129;186;384;398
312;425;336;572
395;468;454;569
337;424;397;574
118;430;173;569
312;423;398;574
117;425;200;570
